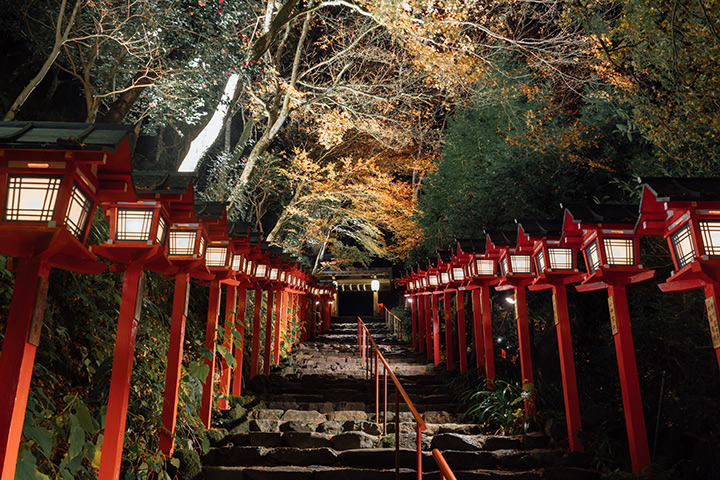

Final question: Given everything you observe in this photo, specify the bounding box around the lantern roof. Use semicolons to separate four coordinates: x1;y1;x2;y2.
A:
484;230;517;259
249;232;262;244
437;249;452;264
194;201;227;220
562;203;638;226
0;122;134;152
516;219;563;239
268;245;283;258
228;221;252;238
640;177;720;203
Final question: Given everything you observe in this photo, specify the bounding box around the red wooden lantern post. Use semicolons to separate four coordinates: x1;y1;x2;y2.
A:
266;246;283;369
455;240;499;382
637;177;720;373
437;250;455;370
93;172;193;480
411;269;427;354
249;240;270;377
486;230;536;415
0;122;135;480
228;225;255;397
519;220;586;452
563;204;654;475
403;272;419;349
159;198;214;455
445;249;473;373
425;261;442;366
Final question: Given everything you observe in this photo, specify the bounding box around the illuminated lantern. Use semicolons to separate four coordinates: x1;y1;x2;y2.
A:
0;122;136;480
637;177;720;373
562;204;653;475
485;229;536;415
518;219;585;452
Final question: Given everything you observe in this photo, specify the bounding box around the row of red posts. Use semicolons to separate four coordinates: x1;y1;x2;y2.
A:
400;178;720;476
0;122;335;480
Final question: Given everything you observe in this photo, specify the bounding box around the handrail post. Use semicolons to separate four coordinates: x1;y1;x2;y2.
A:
383;366;388;435
375;350;379;424
416;422;422;480
395;385;400;480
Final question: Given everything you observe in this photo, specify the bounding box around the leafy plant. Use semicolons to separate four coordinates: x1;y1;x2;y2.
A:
461;379;532;436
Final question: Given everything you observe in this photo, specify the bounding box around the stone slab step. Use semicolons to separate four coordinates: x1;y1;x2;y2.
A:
203;465;549;480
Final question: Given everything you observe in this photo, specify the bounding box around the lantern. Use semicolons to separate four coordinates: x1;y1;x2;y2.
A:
168;223;206;258
637;177;720;375
205;243;233;268
562;203;653;474
371;279;380;291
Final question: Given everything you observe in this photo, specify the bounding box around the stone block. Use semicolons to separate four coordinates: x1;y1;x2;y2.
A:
430;433;482;451
492;449;541;469
317;421;345;435
281;409;327;423
440;450;497;470
482;435;523;451
281;432;333;448
264;447;337;466
332;432;377;450
253;409;285;420
250;420;280;433
248;432;282;447
279;421;317;433
423;411;453;424
327;410;368;422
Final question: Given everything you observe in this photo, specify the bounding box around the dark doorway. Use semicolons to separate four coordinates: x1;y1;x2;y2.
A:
338;291;373;316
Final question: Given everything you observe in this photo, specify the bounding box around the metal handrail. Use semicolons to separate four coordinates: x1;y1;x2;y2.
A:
380;304;404;341
432;449;459;480
357;317;457;480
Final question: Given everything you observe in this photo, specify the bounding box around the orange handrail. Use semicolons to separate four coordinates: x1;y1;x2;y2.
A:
357;318;457;480
432;449;458;480
381;305;404;341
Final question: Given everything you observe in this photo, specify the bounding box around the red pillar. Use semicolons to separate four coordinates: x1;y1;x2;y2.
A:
159;273;190;455
703;282;720;372
263;290;274;375
552;285;583;452
324;299;331;332
281;291;290;354
456;291;468;373
471;289;484;371
425;295;433;360
514;287;535;416
310;296;317;339
443;291;454;371
218;284;237;410
250;288;262;378
431;294;441;366
608;284;651;475
200;280;222;428
231;286;247;396
417;294;426;353
410;296;418;349
98;264;144;480
481;287;495;385
0;258;50;480
273;290;282;364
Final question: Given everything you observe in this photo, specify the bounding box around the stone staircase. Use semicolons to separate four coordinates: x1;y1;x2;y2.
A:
201;317;599;480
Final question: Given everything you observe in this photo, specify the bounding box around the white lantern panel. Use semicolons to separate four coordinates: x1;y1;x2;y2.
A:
548;248;573;270
452;267;465;281
169;230;197;256
156;215;167;245
5;175;62;222
269;267;279;280
671;223;696;268
116;208;154;241
206;246;228;267
245;259;253;275
476;259;494;276
440;272;450;284
535;249;546;273
231;254;243;271
510;255;531;274
585;239;601;273
699;220;720;256
280;271;287;282
255;263;268;278
500;257;509;276
64;184;92;239
603;238;634;266
428;275;438;286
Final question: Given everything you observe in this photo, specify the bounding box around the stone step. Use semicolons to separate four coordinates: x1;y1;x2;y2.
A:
203;447;597;479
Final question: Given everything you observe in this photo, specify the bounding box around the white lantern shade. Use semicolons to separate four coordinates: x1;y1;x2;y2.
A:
4;175;62;222
548;248;573;270
535;249;547;273
476;259;495;276
440;272;450;284
602;238;634;266
116;207;156;241
428;275;438;286
510;255;532;274
255;263;268;278
699;220;720;255
280;271;287;282
371;279;380;291
670;222;696;269
584;239;601;274
169;229;199;256
452;267;465;281
269;267;279;280
206;245;230;267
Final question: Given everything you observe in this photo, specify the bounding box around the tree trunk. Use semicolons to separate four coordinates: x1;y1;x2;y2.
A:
99;71;159;123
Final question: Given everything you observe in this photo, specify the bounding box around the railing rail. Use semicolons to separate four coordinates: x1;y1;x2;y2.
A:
357;317;457;480
380;304;404;341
